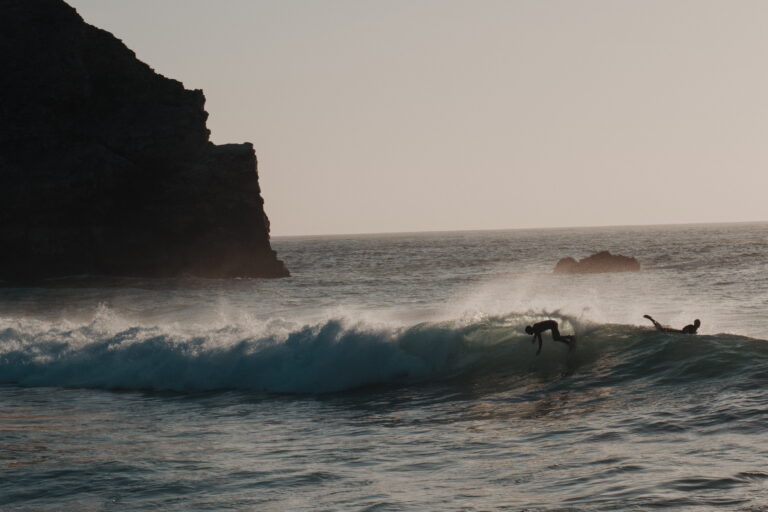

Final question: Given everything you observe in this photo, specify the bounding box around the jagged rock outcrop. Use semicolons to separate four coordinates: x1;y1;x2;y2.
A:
0;0;288;281
554;251;641;274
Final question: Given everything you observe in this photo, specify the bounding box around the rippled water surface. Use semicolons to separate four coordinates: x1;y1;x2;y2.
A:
1;223;768;510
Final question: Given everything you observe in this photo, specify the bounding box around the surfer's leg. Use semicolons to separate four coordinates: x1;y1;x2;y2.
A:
550;325;573;345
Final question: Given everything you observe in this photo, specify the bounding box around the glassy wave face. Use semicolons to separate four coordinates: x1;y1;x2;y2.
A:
1;311;766;394
1;223;767;511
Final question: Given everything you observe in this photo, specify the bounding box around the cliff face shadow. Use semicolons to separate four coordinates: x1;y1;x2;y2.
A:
0;0;287;281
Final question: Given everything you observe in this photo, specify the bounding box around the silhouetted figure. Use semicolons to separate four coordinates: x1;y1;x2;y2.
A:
524;320;575;355
643;315;700;334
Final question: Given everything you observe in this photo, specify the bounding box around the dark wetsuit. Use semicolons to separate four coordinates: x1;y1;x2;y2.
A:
528;320;575;355
681;323;699;334
644;315;700;334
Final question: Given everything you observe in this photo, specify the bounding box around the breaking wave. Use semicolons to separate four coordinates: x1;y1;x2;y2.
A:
1;309;766;393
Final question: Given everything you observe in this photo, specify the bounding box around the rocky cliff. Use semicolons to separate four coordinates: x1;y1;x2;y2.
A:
0;0;288;281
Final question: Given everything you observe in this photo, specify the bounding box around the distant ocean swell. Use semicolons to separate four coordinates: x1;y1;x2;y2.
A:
0;311;766;394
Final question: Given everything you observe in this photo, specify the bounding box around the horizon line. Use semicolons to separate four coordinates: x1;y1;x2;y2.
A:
271;218;768;239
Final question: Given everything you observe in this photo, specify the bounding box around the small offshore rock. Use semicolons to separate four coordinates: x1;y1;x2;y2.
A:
554;251;641;274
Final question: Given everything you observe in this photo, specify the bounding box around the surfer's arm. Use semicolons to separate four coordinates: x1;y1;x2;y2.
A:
643;315;663;331
535;333;543;355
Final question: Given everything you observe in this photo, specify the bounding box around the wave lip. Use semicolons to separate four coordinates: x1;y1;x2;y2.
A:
0;317;434;393
1;313;766;394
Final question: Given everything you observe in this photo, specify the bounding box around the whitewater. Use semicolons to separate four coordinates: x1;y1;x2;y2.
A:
2;222;767;511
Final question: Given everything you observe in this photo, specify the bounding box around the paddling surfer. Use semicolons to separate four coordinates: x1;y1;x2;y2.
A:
524;320;575;355
643;315;700;334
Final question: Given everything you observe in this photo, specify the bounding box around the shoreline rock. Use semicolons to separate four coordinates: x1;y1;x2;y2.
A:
0;0;288;282
554;251;641;274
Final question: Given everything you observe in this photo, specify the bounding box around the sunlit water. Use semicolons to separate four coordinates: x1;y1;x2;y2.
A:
1;223;767;511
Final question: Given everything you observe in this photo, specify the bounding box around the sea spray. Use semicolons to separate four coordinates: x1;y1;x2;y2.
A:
1;308;765;394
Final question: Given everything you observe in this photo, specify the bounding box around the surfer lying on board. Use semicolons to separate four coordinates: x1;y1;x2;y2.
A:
524;320;575;355
643;315;700;334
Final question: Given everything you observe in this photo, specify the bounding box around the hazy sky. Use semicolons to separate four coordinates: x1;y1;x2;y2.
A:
68;0;768;236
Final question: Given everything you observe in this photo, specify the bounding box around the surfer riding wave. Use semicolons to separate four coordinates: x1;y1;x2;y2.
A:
524;320;575;355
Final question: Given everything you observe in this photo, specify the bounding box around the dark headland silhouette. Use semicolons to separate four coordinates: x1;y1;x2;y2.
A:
0;0;288;282
554;251;640;274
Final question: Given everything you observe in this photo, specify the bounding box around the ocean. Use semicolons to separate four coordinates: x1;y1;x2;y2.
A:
1;222;767;511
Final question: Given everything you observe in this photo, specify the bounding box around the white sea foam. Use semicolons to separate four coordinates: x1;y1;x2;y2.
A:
1;302;762;393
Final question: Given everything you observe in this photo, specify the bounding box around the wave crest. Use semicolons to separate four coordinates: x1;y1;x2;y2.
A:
0;311;765;393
